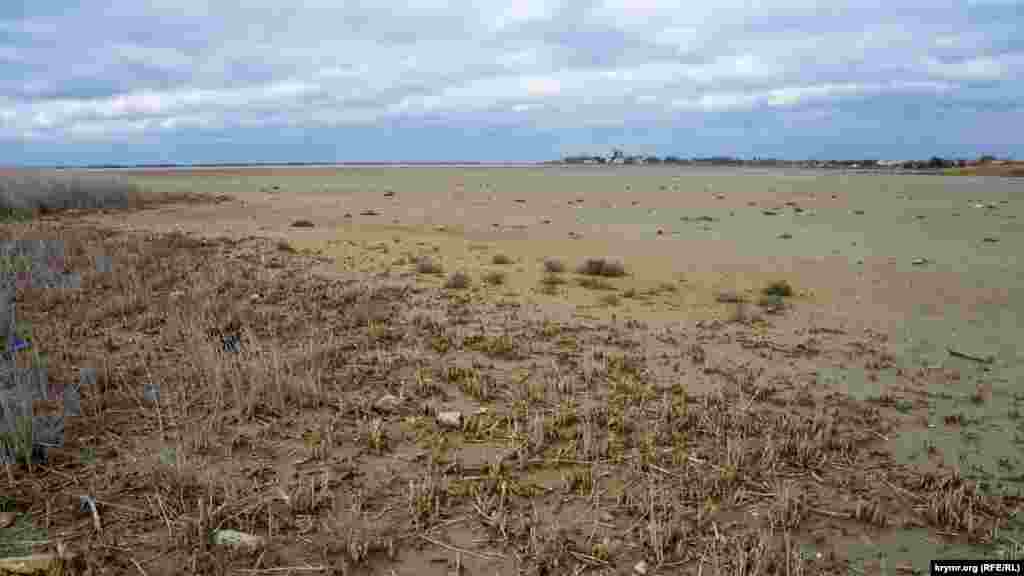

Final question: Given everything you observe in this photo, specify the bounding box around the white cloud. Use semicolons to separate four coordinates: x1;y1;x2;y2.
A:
926;56;1007;81
1;0;1021;155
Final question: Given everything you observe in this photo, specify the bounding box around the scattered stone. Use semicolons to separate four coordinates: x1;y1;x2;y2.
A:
778;233;793;239
541;218;552;224
435;225;447;232
911;257;930;266
383;190;395;197
359;210;381;216
656;228;665;236
714;193;726;200
634;560;649;575
983;237;1000;243
291;219;314;228
344;213;353;218
853;210;865;215
143;382;161;404
0;511;14;528
515;199;526;204
762;210;779;216
568;232;583;239
437;411;463;428
374;394;402;413
915;215;926;220
631;200;640;206
213;529;265;549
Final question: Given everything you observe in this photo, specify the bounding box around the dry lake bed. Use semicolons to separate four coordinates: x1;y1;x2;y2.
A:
20;164;1022;573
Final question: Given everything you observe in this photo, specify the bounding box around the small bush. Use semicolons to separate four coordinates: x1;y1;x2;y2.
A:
0;170;147;217
543;258;566;273
716;290;745;303
492;253;513;265
416;257;444;275
762;280;794;298
483;271;506;286
444;271;471;290
540;273;566;286
578;277;615;291
576;257;626;277
758;293;786;313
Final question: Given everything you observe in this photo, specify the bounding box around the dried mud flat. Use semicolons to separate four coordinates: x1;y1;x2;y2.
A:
1;194;1021;576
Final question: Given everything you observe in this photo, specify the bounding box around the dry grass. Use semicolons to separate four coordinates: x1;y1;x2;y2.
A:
542;257;566;273
482;270;507;286
0;201;1017;574
577;276;615;291
444;271;472;290
762;279;794;298
576;257;627;277
415;256;444;274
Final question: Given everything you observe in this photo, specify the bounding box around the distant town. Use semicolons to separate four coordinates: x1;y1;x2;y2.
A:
551;149;1016;173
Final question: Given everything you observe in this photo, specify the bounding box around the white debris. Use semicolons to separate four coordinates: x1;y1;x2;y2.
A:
436;411;463;428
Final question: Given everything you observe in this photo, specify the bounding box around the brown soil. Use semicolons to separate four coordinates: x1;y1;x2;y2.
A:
1;184;1020;574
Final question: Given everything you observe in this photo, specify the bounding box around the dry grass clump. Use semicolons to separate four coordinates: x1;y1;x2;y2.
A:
576;257;626;277
415;256;444;274
578;276;615;291
762;279;794;298
599;293;621;306
482;270;507;286
542;258;566;273
491;253;513;265
443;271;471;290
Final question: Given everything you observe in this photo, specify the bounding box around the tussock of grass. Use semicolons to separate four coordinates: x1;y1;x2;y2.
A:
491;253;513;265
540;273;566;286
415;256;444;275
444;271;471;289
576;257;626;277
762;280;794;298
482;270;506;285
542;258;566;273
578;276;615;291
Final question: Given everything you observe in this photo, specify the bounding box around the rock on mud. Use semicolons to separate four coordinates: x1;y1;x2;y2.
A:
436;411;463;428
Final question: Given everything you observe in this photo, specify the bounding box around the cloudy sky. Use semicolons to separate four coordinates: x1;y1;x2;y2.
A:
2;1;1022;165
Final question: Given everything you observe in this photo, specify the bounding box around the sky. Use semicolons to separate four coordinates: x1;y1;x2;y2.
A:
1;1;1022;165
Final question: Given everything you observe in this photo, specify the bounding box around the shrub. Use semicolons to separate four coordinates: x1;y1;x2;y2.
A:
542;258;566;273
444;271;471;289
416;257;443;275
492;253;513;265
757;293;786;313
761;280;794;298
0;170;145;216
483;271;506;286
578;277;615;291
576;257;626;277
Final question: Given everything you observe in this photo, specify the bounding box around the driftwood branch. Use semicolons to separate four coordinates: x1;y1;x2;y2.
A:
947;347;994;364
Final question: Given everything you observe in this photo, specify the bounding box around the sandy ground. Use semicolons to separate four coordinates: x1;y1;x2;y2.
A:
79;167;1009;342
